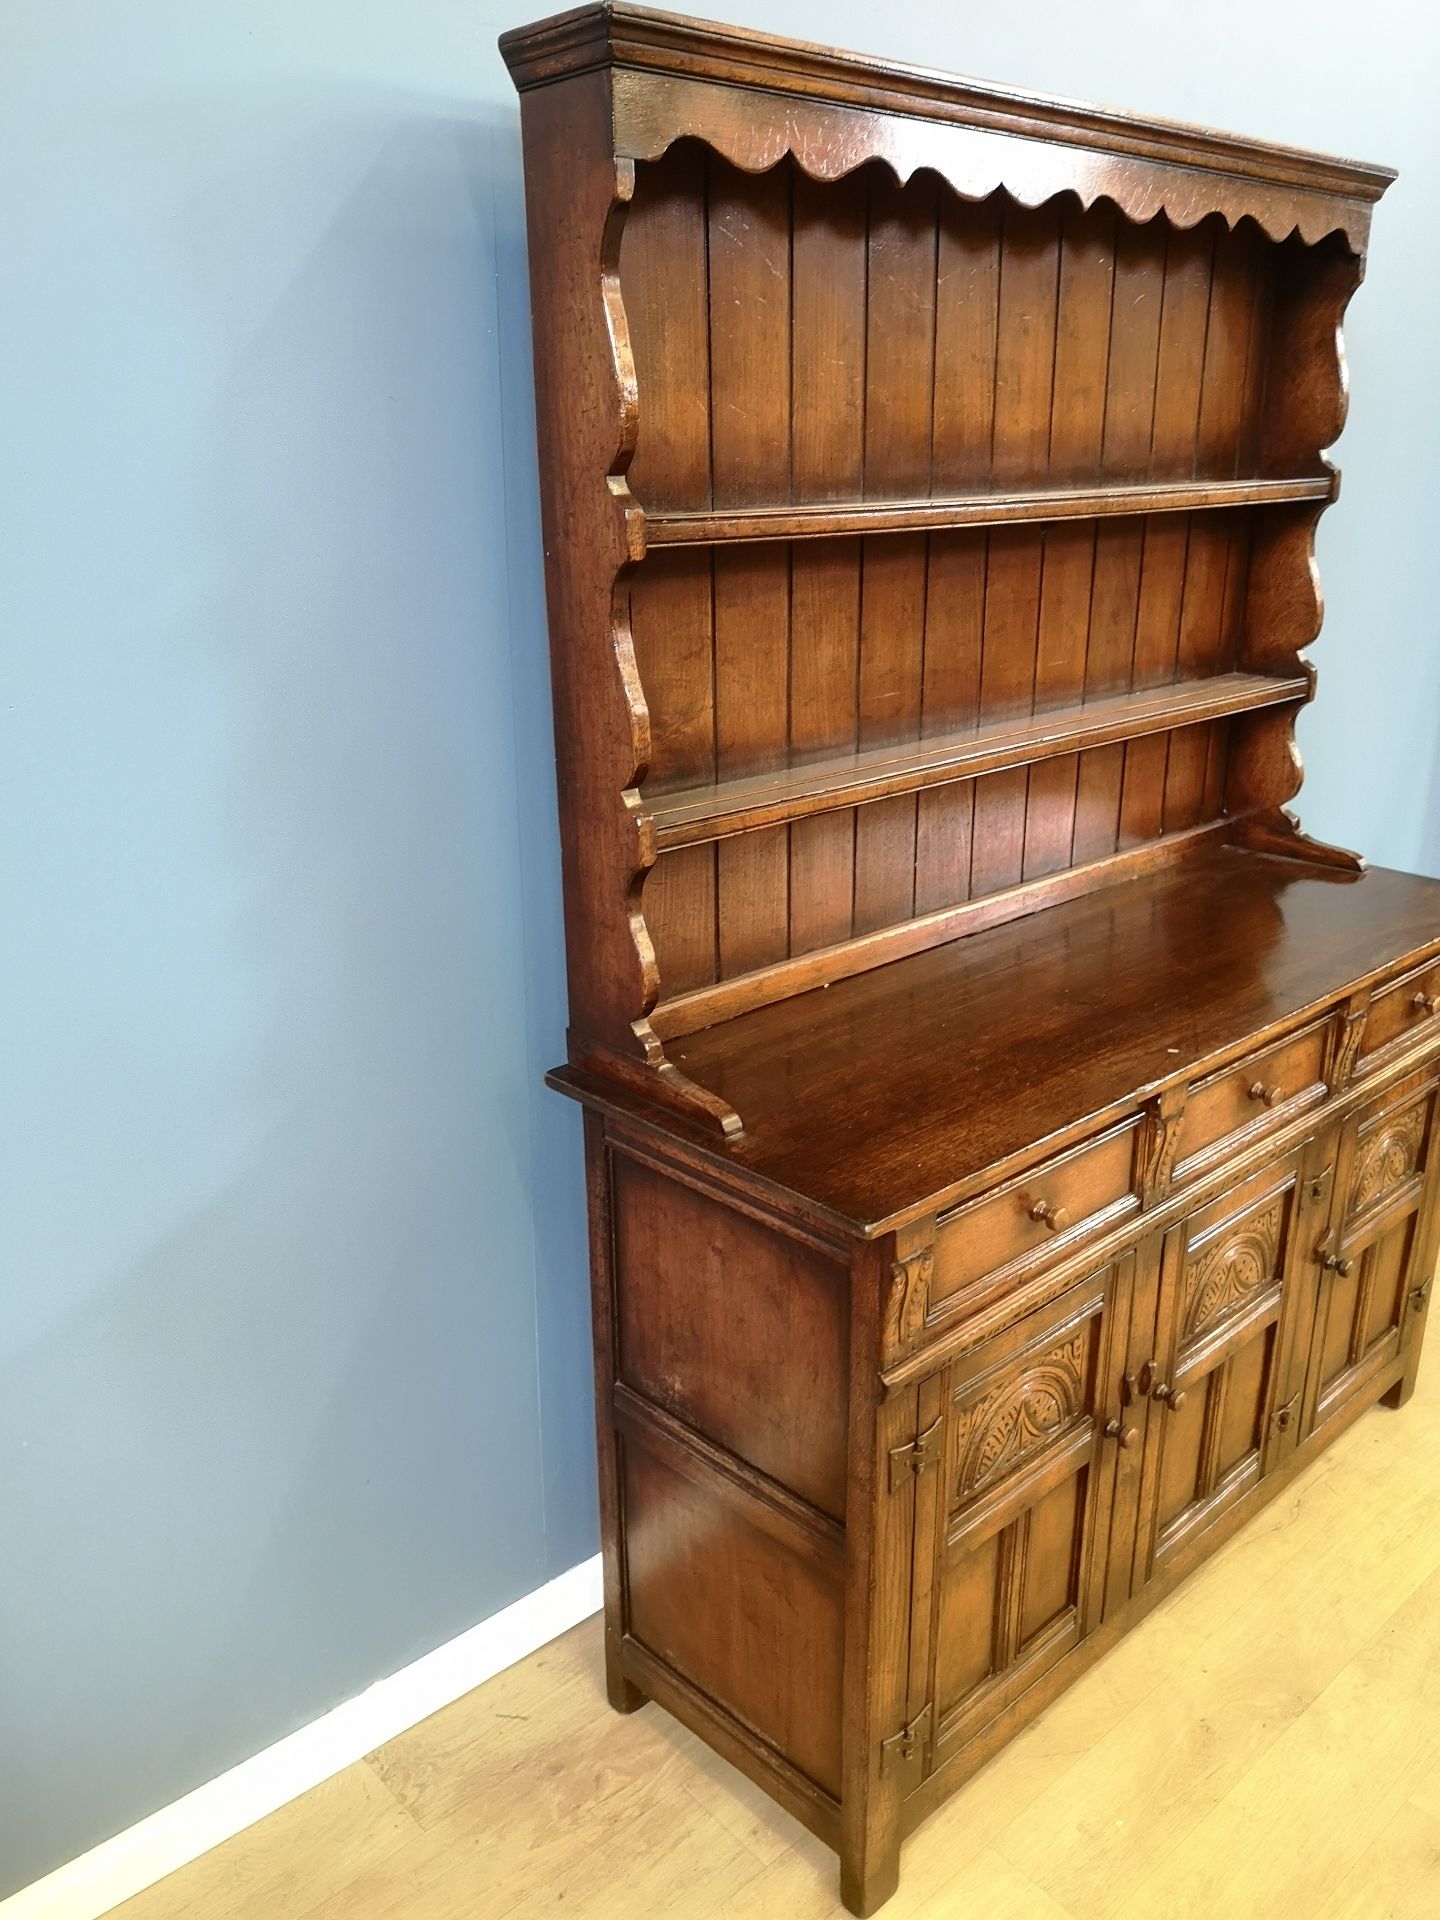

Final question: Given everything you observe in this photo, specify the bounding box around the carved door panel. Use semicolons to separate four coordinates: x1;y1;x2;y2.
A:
1303;1071;1440;1439
1129;1147;1322;1591
919;1255;1133;1781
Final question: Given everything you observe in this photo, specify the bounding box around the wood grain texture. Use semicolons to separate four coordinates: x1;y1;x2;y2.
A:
111;1359;1440;1920
504;16;1418;1914
663;851;1440;1232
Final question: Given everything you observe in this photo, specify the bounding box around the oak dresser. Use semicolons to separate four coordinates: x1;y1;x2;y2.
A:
500;8;1435;1910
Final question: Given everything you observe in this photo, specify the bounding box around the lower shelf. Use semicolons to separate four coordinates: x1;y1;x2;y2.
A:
645;671;1309;851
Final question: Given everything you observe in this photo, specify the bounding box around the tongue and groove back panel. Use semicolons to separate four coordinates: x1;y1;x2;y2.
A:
621;147;1347;1001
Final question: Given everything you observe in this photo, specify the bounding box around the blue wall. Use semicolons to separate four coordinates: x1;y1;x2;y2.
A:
1;0;1436;1897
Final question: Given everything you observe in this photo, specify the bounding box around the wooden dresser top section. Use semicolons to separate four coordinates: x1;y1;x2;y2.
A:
556;850;1440;1234
500;4;1394;249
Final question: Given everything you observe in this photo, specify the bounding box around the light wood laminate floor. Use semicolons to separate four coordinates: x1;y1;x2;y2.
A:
116;1361;1440;1920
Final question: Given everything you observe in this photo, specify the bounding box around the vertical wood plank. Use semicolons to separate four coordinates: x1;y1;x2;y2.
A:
1164;511;1239;829
644;844;717;993
1080;215;1166;862
630;550;715;789
1119;219;1213;845
789;546;862;952
621;146;712;511
974;200;1061;897
1195;220;1260;476
1046;200;1117;487
973;527;1042;896
914;533;983;913
932;190;1001;490
991;201;1063;485
707;155;792;507
791;169;866;503
1101;215;1167;481
1236;228;1279;473
708;156;793;974
1026;200;1112;878
853;169;937;933
916;190;1003;911
787;170;866;954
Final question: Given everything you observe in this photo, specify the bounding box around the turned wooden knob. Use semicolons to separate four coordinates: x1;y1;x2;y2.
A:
1248;1080;1282;1107
1028;1198;1070;1233
1412;1279;1433;1310
1153;1382;1187;1412
1104;1418;1139;1449
1412;991;1440;1017
1322;1252;1354;1278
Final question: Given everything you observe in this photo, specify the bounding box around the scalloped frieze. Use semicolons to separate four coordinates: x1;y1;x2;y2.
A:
613;70;1375;252
952;1329;1090;1502
1183;1198;1284;1341
1349;1104;1427;1218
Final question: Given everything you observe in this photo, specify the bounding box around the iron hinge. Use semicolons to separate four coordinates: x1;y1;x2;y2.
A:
880;1703;933;1776
888;1414;944;1493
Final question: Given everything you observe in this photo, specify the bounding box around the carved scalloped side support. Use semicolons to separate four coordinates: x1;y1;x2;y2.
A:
612;70;1377;251
518;68;741;1137
1228;239;1371;875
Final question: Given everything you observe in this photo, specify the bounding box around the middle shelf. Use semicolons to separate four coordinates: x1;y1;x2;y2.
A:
640;475;1334;548
645;670;1309;850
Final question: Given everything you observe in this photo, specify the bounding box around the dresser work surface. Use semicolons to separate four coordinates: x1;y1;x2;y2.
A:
501;7;1423;1911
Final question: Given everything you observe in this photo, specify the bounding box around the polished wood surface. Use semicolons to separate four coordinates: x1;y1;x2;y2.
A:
659;849;1440;1230
502;10;1419;1911
112;1358;1440;1920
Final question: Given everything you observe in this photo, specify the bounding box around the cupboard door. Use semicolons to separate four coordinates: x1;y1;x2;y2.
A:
1131;1151;1317;1589
922;1256;1131;1779
1304;1072;1440;1439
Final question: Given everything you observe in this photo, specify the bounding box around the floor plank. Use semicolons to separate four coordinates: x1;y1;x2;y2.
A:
113;1360;1440;1920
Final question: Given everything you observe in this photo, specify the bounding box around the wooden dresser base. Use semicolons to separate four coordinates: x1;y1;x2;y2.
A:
575;1029;1438;1914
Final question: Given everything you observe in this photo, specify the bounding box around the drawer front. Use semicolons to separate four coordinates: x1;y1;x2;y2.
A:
1359;958;1440;1068
932;1121;1139;1314
1173;1022;1328;1174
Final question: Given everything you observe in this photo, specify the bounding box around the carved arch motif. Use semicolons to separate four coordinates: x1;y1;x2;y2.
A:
953;1329;1090;1500
1350;1104;1427;1217
1182;1197;1285;1341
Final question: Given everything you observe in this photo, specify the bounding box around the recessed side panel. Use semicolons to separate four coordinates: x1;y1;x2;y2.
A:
623;1440;846;1797
612;1149;850;1519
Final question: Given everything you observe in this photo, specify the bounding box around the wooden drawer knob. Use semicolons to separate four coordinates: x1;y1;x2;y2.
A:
1412;991;1440;1017
1153;1381;1187;1412
1248;1080;1282;1107
1321;1251;1355;1278
1028;1198;1070;1233
1104;1417;1139;1449
1412;1279;1434;1310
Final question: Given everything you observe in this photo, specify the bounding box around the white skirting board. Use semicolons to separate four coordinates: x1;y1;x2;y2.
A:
0;1554;603;1920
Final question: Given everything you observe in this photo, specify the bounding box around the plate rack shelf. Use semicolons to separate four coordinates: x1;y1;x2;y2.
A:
502;11;1433;1916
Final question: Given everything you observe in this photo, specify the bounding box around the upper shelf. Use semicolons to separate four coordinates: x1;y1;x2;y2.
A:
646;670;1309;850
641;475;1334;548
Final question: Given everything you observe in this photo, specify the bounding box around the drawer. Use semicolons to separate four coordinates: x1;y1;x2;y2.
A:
1359;957;1440;1068
932;1119;1140;1312
1174;1020;1328;1174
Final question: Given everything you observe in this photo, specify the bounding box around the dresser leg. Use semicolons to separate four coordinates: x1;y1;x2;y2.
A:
1382;1360;1421;1409
604;1638;647;1714
838;1832;901;1917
